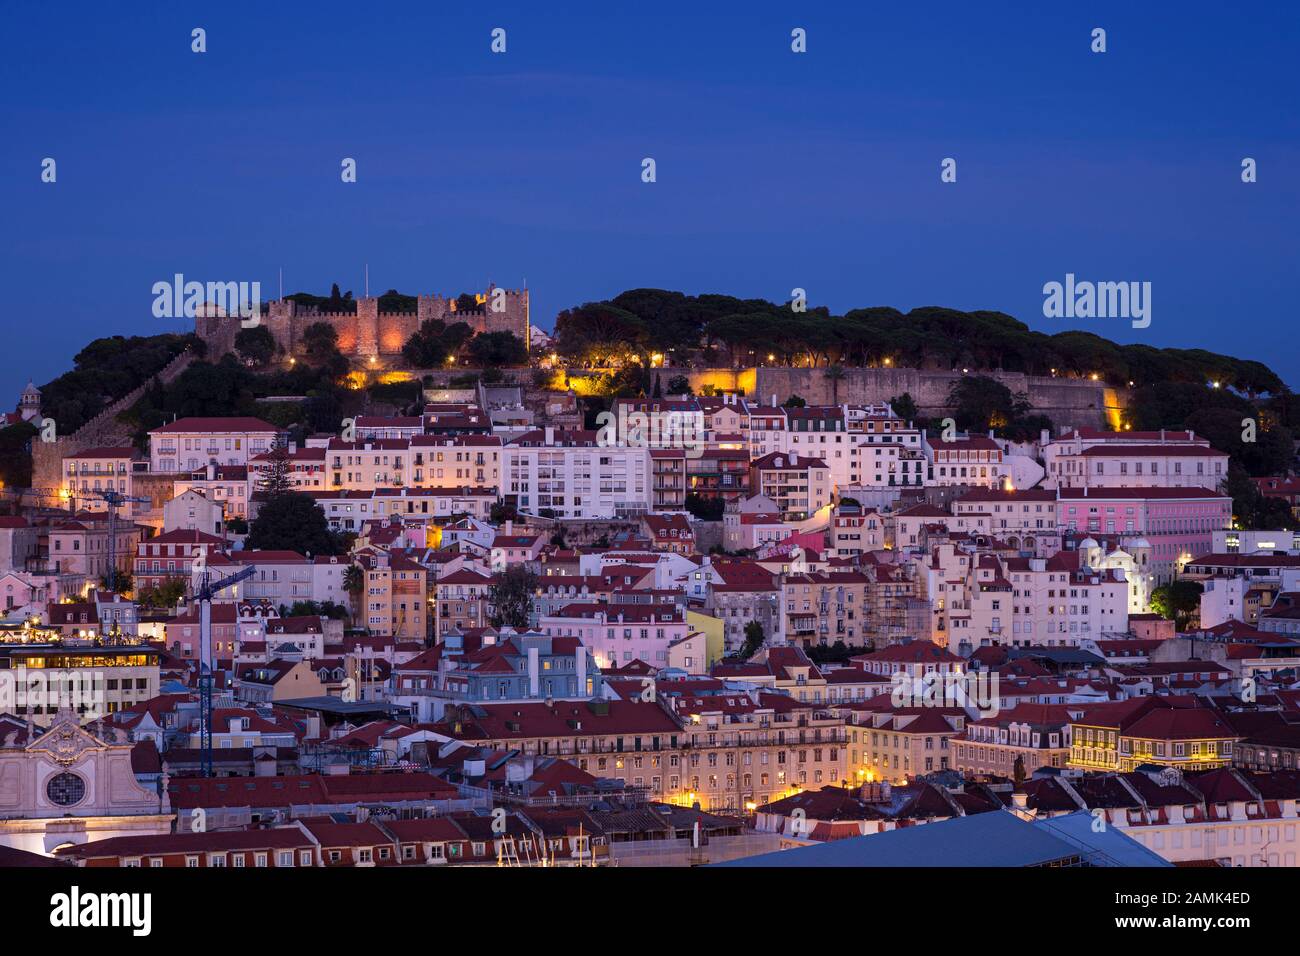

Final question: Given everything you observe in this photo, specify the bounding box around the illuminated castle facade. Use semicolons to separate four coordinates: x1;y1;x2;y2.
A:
195;284;529;365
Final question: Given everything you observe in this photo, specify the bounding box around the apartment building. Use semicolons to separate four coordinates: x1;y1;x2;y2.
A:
924;434;1007;488
1058;487;1232;584
325;435;501;493
434;568;495;638
1025;766;1300;868
749;453;830;522
924;545;1129;650
411;436;500;490
1068;696;1238;773
149;417;280;473
842;704;967;783
0;641;162;724
951;488;1061;555
1044;428;1227;490
744;404;788;460
783;406;851;491
538;602;687;670
687;449;750;506
133;529;225;593
829;507;884;559
61;446;141;511
503;429;650;519
649;449;687;512
173;464;253;519
702;562;781;653
392;630;601;721
47;515;140;583
248;447;327;492
432;694;849;814
952;703;1072;777
216;551;351;611
781;570;871;648
666;693;849;811
359;550;428;641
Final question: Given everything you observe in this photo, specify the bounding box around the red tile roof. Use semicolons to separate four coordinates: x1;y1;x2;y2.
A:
151;417;278;433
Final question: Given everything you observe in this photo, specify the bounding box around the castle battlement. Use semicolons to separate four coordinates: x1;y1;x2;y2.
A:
195;283;529;362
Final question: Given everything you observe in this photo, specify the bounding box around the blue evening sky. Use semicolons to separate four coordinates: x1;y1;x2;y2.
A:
2;1;1296;398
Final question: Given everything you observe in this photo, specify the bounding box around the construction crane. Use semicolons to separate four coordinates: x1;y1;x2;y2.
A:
0;485;148;592
193;563;257;777
95;489;150;594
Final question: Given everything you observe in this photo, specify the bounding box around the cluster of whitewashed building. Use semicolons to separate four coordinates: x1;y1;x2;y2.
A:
6;381;1300;869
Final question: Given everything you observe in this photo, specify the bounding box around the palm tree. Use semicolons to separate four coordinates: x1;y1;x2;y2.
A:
342;563;364;619
824;364;846;405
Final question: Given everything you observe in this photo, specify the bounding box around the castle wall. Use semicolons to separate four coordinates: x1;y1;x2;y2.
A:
678;367;1126;431
377;311;419;355
30;350;196;496
202;285;530;362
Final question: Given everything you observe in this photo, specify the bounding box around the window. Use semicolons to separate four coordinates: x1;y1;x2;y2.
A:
46;772;86;807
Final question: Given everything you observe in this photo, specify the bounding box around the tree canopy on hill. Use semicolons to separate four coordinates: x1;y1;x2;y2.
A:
402;319;474;368
468;330;529;367
553;290;1287;397
0;420;37;489
377;289;417;313
234;325;276;366
945;376;1055;441
38;333;198;434
286;283;355;313
123;355;355;449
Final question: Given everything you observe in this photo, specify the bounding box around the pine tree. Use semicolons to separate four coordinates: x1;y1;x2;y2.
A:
258;446;294;498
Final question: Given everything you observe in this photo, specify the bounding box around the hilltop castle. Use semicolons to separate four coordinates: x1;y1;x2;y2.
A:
194;283;529;365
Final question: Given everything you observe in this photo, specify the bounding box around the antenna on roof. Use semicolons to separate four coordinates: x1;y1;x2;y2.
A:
365;264;370;298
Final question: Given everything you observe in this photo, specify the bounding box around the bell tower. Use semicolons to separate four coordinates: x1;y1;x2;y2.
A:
19;381;41;422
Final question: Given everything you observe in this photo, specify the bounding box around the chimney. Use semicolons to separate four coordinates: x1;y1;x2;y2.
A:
505;519;513;535
576;648;587;693
528;647;540;697
544;426;555;445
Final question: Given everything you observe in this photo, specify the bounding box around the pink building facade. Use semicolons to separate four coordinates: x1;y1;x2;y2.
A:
1058;488;1231;584
538;603;687;670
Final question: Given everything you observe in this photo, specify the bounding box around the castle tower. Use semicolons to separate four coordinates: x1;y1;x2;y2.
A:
265;298;297;355
356;297;380;358
484;283;530;343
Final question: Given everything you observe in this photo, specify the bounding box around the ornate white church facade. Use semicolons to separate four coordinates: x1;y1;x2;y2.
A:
0;709;172;856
